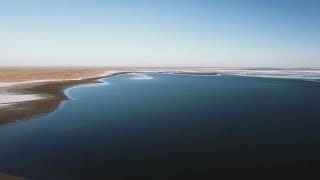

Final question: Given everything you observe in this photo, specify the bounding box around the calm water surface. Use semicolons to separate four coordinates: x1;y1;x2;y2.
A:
1;73;320;179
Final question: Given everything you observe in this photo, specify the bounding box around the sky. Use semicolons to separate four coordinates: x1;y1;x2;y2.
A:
1;0;320;67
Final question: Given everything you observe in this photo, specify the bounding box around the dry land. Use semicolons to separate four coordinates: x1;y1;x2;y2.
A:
0;67;122;125
0;67;109;83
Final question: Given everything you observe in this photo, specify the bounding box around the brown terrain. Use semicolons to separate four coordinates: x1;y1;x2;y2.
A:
0;67;109;82
0;77;108;125
0;67;125;125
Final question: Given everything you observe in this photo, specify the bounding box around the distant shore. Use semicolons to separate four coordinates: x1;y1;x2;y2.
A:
1;67;320;125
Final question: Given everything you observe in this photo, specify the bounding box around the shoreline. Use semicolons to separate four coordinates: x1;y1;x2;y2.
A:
1;68;320;125
0;70;124;105
0;70;124;125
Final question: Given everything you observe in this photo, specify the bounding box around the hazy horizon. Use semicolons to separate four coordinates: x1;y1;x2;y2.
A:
1;0;320;67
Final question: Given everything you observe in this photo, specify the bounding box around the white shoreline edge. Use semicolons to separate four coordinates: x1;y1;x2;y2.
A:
1;69;320;108
0;71;120;107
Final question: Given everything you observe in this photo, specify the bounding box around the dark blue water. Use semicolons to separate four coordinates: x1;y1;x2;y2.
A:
1;73;320;179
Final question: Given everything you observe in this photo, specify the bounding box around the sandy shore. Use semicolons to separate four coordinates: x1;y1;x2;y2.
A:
0;68;122;104
0;67;112;83
0;67;126;125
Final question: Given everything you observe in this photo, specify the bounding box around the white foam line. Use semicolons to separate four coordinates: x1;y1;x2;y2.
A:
64;80;110;100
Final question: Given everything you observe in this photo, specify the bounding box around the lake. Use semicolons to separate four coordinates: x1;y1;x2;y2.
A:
1;73;320;179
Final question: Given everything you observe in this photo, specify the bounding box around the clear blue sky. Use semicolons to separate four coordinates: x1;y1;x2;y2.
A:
1;0;320;67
